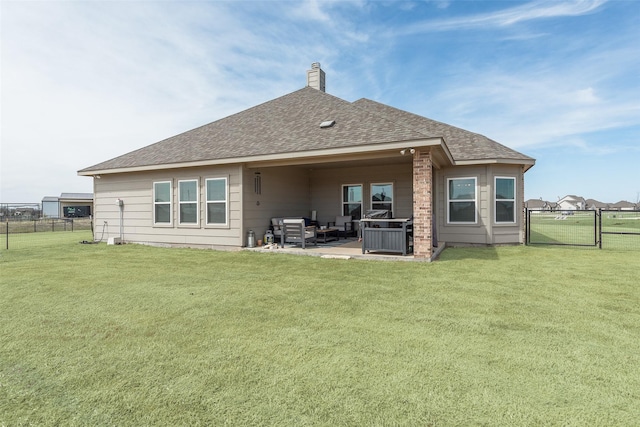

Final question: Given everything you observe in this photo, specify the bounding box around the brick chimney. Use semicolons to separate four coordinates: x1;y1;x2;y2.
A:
306;62;326;92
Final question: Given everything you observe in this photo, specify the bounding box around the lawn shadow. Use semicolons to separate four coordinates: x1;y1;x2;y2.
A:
437;245;500;261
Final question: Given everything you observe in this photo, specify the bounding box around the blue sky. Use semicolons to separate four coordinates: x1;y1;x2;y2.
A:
2;0;639;204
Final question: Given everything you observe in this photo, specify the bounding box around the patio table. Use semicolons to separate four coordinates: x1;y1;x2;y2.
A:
316;227;340;243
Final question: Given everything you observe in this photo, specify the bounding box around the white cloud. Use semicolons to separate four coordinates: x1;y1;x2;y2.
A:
290;0;332;22
431;69;640;151
398;0;607;34
409;24;640;153
572;87;599;105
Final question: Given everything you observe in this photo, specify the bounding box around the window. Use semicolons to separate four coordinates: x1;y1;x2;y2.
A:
206;177;228;225
371;183;393;214
448;177;476;223
495;177;516;223
178;179;199;225
342;184;362;218
153;181;172;225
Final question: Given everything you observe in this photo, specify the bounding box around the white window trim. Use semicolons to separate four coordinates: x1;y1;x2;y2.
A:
370;182;394;214
178;178;200;226
447;177;477;224
494;176;516;224
153;180;173;227
341;183;363;218
205;176;229;227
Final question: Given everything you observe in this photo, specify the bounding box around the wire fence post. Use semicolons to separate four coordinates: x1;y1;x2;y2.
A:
524;209;531;245
598;209;602;249
5;221;8;250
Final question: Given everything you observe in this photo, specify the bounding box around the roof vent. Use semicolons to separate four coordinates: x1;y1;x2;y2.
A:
320;120;335;128
307;62;326;92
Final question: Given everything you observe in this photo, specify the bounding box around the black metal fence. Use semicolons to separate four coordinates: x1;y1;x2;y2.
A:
526;209;640;250
1;218;93;250
599;209;640;249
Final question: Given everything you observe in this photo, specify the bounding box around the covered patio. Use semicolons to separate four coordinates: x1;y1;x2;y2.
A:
243;145;443;260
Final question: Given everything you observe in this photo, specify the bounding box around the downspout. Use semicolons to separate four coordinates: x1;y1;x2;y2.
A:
117;198;124;242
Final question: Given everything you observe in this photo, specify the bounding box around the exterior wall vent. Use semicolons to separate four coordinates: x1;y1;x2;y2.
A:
320;120;336;128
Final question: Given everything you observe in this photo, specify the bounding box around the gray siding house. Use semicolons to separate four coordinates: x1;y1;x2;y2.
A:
79;63;535;259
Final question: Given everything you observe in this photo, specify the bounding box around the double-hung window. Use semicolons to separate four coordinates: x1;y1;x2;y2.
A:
447;177;476;223
495;177;516;223
178;179;199;225
206;177;228;225
342;184;362;218
371;183;393;214
153;181;172;225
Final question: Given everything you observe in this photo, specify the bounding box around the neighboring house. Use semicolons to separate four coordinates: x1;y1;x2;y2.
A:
585;199;609;210
42;193;94;218
525;199;553;210
78;63;535;260
610;200;636;211
556;195;586;211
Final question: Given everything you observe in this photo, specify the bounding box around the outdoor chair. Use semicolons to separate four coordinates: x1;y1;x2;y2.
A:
328;215;355;238
282;219;317;249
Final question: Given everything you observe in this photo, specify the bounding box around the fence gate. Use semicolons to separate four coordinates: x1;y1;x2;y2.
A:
526;209;640;250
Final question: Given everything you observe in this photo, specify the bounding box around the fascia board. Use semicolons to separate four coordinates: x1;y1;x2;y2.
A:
454;158;536;171
78;138;445;176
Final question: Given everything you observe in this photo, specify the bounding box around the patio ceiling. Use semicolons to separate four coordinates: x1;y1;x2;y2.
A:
245;139;453;170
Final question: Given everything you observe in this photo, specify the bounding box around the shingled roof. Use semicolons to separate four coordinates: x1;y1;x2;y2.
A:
79;86;533;174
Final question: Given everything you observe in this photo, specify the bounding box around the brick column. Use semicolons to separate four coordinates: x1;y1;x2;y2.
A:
413;149;433;259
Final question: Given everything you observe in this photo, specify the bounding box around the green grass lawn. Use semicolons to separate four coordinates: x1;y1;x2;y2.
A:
1;234;639;426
